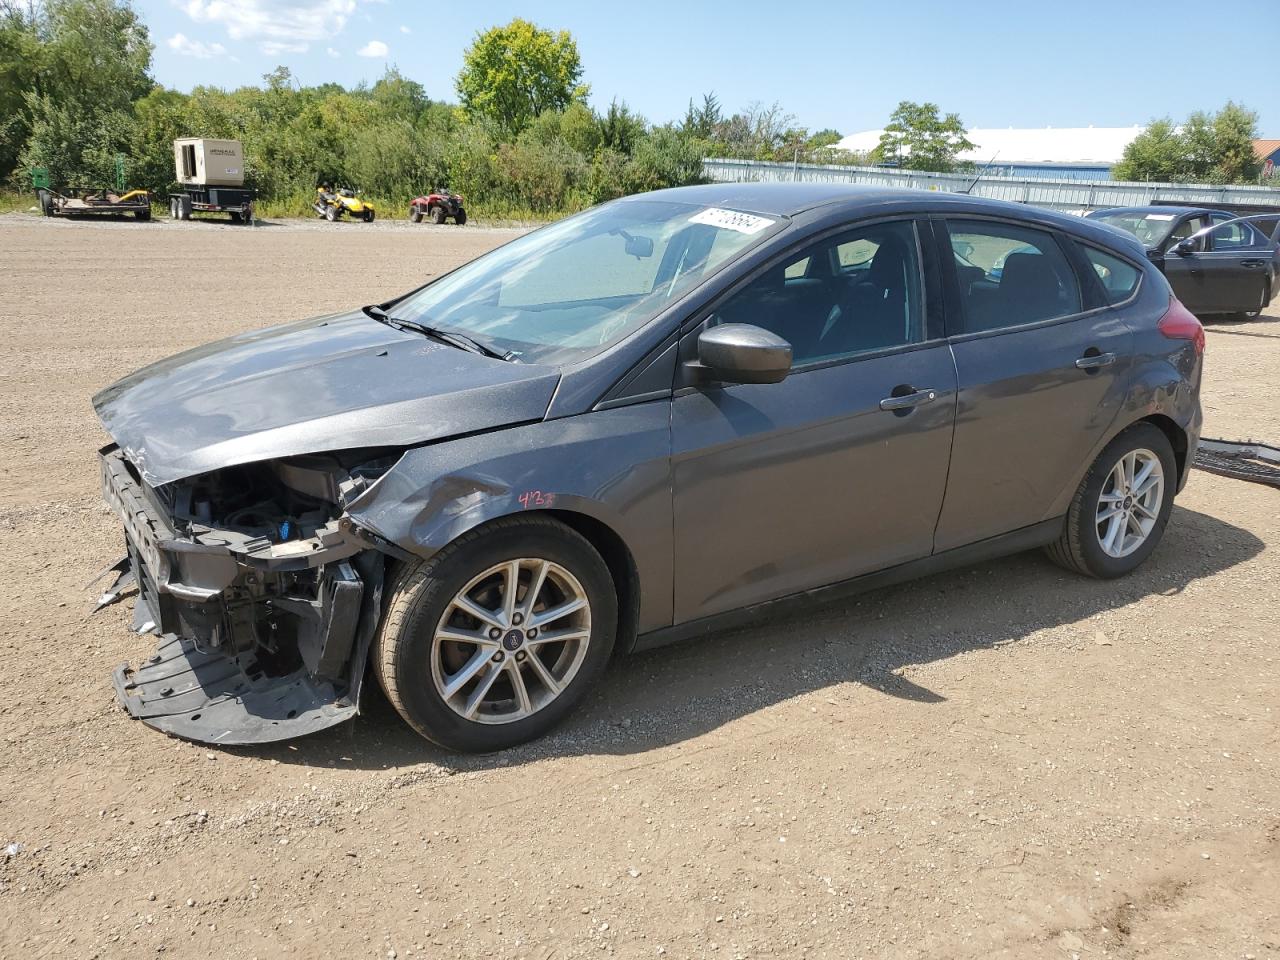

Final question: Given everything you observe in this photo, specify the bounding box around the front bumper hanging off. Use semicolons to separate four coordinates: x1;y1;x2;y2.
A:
113;628;358;745
98;448;386;745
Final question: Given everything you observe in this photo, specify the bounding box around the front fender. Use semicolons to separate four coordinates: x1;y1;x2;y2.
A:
344;405;675;632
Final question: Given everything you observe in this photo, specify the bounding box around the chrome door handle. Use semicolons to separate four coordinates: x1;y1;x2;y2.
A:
879;389;938;411
1075;352;1116;370
1241;259;1265;268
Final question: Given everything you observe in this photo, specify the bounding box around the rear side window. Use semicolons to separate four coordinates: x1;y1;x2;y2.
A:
1082;246;1141;304
1209;214;1255;250
946;221;1082;333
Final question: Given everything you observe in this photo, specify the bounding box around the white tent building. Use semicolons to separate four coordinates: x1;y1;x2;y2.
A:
833;126;1145;180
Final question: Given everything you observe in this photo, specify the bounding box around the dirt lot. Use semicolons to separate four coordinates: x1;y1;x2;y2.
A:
0;213;1277;960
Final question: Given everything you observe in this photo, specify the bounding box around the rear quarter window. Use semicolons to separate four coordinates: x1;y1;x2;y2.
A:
1082;246;1141;304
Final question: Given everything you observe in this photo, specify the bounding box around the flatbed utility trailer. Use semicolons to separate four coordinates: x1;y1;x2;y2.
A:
32;165;150;220
169;137;255;223
37;186;152;219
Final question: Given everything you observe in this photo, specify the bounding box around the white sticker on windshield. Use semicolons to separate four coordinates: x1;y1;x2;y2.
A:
689;207;775;235
1145;214;1175;221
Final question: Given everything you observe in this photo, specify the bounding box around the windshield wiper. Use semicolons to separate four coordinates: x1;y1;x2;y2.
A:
362;304;514;361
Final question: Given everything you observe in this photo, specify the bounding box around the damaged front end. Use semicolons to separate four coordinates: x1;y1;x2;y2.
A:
98;446;400;745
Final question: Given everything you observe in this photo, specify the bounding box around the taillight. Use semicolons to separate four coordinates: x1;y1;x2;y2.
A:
1158;295;1204;355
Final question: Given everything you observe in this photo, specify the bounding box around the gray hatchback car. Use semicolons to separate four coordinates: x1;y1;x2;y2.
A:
95;183;1204;752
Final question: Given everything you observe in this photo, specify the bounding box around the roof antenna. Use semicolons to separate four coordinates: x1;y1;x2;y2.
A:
961;152;999;195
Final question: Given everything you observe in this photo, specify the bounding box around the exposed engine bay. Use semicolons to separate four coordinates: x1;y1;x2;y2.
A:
98;446;401;744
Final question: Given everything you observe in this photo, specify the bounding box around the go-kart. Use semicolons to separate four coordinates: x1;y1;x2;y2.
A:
314;186;375;222
409;189;466;225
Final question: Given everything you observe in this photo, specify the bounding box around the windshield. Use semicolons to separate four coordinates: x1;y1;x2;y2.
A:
389;199;783;363
1091;211;1182;247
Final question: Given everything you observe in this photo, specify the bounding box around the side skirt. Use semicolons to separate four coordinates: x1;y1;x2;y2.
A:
632;517;1064;653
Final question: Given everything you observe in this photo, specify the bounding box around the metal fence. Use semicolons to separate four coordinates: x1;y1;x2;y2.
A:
702;158;1280;213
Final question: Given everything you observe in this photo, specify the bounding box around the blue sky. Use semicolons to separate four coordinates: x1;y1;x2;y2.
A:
145;1;1279;135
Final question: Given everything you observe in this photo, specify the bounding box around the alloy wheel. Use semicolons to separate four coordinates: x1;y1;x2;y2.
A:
430;558;592;724
1095;448;1165;558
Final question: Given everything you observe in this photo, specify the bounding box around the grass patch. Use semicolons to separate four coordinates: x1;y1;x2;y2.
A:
0;190;39;214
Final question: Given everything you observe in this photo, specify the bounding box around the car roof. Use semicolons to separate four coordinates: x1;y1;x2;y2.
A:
626;182;1148;258
1089;205;1222;218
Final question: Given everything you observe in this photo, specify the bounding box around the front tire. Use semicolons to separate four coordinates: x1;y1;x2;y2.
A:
454;209;467;225
374;516;618;752
363;209;375;223
1045;422;1176;578
409;205;422;223
325;205;337;222
430;205;446;224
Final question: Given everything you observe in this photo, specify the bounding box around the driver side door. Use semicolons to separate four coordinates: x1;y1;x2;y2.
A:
1161;213;1210;312
669;219;958;624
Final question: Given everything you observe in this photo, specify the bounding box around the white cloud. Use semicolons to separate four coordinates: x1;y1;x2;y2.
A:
356;39;388;58
326;46;340;58
259;39;308;54
398;24;410;34
167;32;228;58
179;0;357;46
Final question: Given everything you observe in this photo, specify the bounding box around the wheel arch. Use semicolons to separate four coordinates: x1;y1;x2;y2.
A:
540;509;640;657
1138;412;1189;486
416;507;641;658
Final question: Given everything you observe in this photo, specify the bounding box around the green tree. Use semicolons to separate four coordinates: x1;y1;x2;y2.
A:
1209;101;1261;183
1112;118;1185;182
456;18;585;136
1113;104;1261;184
6;0;153;184
806;128;842;150
0;2;41;178
874;101;974;172
597;99;645;155
681;92;721;139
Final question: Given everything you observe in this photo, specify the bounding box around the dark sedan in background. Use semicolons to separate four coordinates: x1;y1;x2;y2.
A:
1088;205;1279;318
95;183;1205;752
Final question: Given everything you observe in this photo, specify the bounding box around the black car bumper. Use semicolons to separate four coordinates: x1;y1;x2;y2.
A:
99;448;383;745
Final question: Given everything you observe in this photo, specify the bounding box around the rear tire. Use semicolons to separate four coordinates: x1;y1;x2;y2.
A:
38;190;53;217
454;209;467;226
374;516;618;752
177;196;192;221
409;205;422;223
363;209;374;223
325;205;337;222
1241;280;1268;320
1045;422;1176;579
431;205;445;224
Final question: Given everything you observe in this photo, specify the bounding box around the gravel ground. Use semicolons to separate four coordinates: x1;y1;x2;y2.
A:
0;213;1277;960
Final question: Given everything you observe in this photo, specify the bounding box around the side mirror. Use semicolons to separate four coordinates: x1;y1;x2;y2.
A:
1173;239;1197;256
691;323;792;385
624;234;654;259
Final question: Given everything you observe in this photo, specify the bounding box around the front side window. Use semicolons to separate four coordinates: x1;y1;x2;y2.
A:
1169;215;1209;250
709;220;924;365
392;199;783;364
946;221;1081;332
1083;246;1141;304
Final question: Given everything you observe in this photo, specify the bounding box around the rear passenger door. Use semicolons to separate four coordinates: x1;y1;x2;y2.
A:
1203;214;1269;313
932;218;1133;552
670;219;958;623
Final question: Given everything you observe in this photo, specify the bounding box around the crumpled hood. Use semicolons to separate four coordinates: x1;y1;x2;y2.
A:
93;309;560;486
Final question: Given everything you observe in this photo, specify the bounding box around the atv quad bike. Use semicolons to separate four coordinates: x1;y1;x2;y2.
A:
314;186;376;223
409;189;466;225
